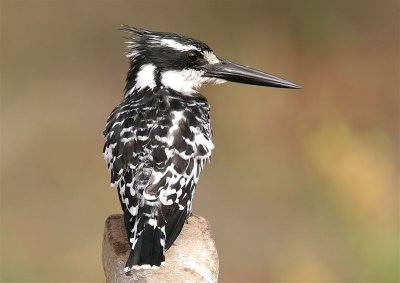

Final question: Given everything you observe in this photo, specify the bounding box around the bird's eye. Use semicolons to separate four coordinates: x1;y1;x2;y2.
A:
187;50;201;62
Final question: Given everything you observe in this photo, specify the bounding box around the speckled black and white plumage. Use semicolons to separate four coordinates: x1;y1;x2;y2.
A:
103;27;218;272
103;87;213;270
103;26;300;272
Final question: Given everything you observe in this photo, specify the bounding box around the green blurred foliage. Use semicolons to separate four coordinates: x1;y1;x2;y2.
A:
1;0;398;282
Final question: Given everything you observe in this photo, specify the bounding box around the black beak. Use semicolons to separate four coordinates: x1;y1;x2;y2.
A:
203;60;301;89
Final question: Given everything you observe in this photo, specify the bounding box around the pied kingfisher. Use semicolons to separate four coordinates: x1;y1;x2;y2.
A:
103;26;300;272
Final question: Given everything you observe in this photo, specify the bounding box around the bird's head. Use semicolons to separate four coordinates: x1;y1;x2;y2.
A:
121;26;300;96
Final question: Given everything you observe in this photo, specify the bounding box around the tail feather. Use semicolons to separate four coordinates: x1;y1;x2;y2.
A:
162;205;189;250
123;203;190;272
124;213;166;272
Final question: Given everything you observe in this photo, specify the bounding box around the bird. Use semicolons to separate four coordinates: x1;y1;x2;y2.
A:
103;26;300;272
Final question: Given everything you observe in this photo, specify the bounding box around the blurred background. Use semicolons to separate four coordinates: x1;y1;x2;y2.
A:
1;0;398;282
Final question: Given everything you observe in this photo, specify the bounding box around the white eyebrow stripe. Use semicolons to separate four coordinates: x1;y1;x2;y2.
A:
160;39;200;52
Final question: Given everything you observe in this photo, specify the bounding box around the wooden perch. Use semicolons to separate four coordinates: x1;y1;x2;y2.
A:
102;214;219;283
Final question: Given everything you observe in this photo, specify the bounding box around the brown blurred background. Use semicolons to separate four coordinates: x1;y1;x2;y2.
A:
1;0;398;282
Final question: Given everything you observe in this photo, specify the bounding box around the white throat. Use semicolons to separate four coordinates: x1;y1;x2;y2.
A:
161;69;225;96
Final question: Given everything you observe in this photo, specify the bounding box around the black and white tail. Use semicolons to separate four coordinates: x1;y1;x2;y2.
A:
124;208;166;272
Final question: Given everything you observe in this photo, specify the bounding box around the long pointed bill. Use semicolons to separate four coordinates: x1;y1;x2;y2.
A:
202;60;301;89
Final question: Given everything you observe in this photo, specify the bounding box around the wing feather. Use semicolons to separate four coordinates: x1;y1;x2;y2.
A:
103;89;214;263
